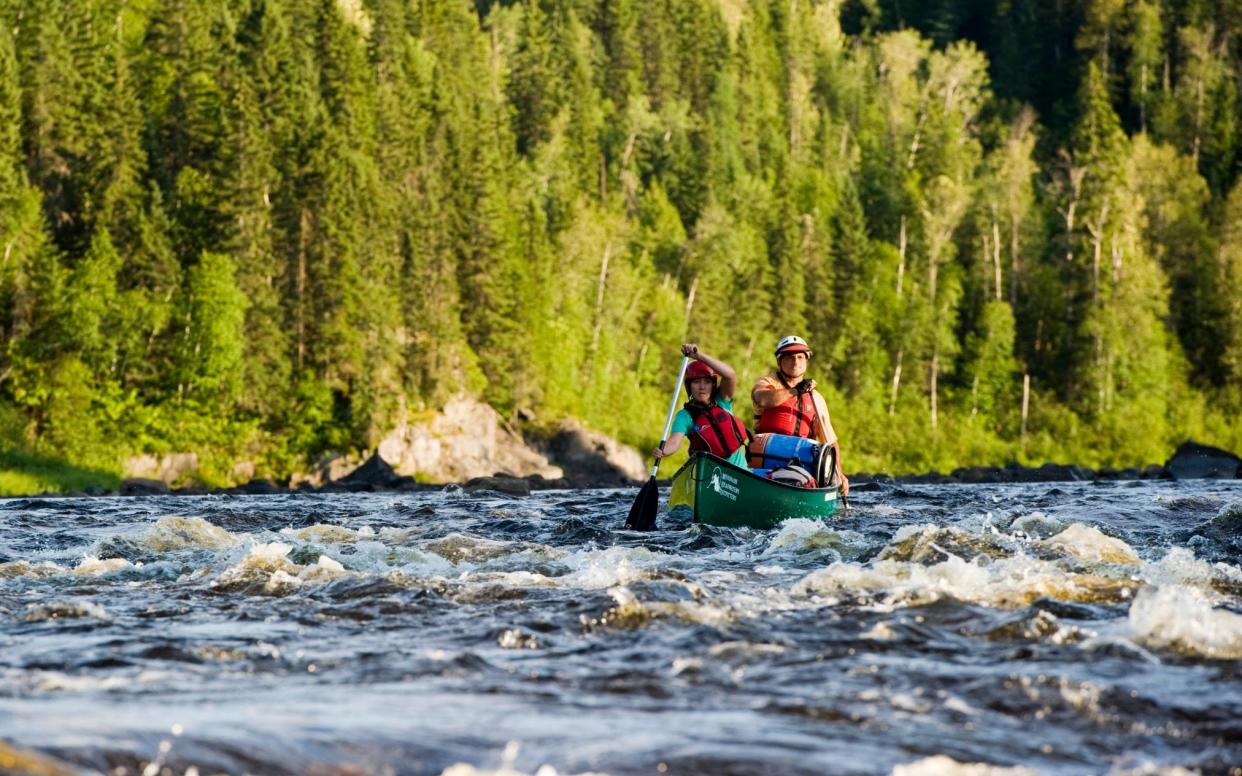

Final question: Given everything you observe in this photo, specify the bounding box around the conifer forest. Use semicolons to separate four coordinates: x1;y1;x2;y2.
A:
3;0;1242;490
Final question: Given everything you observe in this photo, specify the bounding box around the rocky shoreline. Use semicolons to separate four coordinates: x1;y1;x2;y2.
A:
38;439;1238;499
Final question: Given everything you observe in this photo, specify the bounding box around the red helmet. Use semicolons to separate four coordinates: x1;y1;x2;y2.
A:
684;360;718;389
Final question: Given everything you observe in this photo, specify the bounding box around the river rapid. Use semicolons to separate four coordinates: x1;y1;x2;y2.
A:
2;481;1241;776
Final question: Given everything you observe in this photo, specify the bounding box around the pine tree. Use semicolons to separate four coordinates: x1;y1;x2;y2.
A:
1124;0;1164;133
227;0;294;420
1215;179;1242;392
0;18;54;406
507;0;561;156
140;0;236;263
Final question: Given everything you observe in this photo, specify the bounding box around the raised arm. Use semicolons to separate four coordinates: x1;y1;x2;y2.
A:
681;343;736;399
752;376;816;410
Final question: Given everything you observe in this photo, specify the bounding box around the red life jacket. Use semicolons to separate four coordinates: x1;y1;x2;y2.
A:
755;373;818;438
684;401;749;458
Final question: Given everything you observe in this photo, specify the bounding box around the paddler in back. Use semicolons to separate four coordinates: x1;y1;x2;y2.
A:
652;343;750;468
751;335;849;494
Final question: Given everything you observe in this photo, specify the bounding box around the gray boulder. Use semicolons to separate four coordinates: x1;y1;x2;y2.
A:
1005;463;1092;482
120;478;170;496
339;453;401;488
463;475;531;497
542;419;646;484
234;479;282;495
1165;442;1241;480
950;466;1010;484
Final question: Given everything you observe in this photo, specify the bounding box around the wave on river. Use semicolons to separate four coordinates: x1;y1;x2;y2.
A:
1;481;1240;775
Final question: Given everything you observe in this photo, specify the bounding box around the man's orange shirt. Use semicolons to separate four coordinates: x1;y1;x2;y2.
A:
750;372;838;446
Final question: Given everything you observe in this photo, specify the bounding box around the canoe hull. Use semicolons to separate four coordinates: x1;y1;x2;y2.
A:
668;453;841;529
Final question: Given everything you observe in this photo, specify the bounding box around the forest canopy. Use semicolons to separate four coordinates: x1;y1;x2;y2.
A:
2;0;1242;489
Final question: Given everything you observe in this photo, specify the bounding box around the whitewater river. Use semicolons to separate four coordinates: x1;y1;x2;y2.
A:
2;481;1241;775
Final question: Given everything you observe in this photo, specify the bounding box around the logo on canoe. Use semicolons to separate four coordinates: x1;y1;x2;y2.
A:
709;466;739;501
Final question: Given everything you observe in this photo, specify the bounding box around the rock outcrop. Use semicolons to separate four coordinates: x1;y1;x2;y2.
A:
123;453;199;483
540;419;647;484
1165;441;1242;480
373;398;563;483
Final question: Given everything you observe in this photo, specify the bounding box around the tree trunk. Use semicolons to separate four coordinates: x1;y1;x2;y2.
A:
683;275;698;331
1021;373;1030;445
896;216;906;299
590;243;611;355
889;350;903;416
992;219;1003;301
1009;214;1021;305
296;208;309;372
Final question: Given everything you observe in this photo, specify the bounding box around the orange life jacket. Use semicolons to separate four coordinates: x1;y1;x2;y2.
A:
684;401;749;458
755;374;818;438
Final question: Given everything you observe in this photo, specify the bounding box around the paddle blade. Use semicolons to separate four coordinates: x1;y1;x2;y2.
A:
625;477;659;531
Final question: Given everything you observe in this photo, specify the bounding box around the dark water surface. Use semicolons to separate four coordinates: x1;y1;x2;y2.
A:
2;481;1242;775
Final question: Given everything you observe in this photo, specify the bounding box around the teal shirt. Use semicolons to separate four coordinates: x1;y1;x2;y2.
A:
671;397;749;468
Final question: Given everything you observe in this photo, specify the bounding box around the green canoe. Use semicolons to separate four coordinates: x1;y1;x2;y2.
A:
667;453;842;529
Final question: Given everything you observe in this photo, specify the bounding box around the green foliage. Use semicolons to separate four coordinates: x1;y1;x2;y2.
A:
175;251;248;404
1;0;1242;494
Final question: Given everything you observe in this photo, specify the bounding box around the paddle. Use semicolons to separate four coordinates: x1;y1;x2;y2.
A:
812;390;849;511
625;356;690;531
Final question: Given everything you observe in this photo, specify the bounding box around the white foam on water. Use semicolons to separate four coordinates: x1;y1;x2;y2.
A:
0;560;63;579
144;516;239;551
794;553;1135;609
706;641;786;659
1126;584;1242;659
282;523;376;543
1146;546;1229;589
1104;764;1200;776
24;668;178;693
458;570;556;588
594;584;737;630
263;569;303;595
209;541;358;594
378;526;417;543
880;523;1021;564
73;555;135;575
890;755;1041;775
299;554;348;582
1042;524;1140;565
559;546;674;590
496;629;539;649
863;621;896;640
438;741;609;776
440;765;609;776
347;540;456;577
867;504;904;517
427;533;520;563
762;518;849;557
211;541;297;591
22;600;109;622
891;523;938;544
28;671;132;692
1009;511;1066;538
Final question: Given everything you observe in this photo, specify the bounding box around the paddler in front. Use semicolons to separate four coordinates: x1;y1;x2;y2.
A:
751;335;849;495
652;343;750;468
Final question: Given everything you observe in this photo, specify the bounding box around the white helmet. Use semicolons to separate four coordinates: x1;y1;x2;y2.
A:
774;335;812;357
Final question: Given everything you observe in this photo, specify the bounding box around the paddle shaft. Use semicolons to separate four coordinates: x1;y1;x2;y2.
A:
812;391;848;510
650;357;691;477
